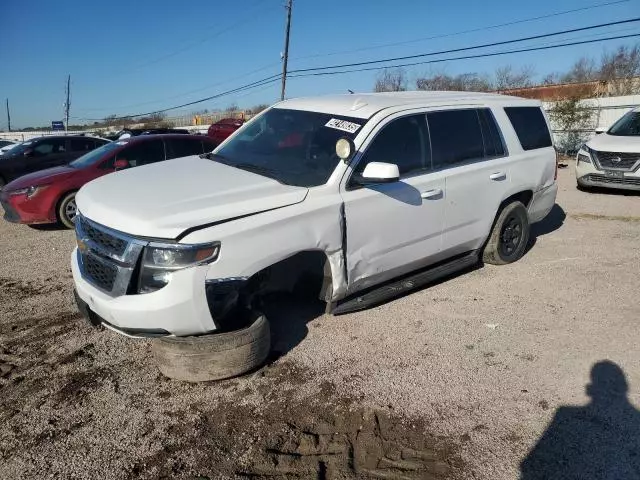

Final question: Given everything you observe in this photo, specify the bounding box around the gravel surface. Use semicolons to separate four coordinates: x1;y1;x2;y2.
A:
1;161;639;479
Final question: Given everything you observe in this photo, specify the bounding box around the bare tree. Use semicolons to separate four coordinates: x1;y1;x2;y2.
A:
225;103;239;113
249;104;270;114
561;57;598;84
494;65;535;90
599;44;640;95
374;68;407;92
542;73;561;85
416;72;492;91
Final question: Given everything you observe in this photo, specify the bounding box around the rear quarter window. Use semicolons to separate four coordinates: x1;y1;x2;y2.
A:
504;106;552;151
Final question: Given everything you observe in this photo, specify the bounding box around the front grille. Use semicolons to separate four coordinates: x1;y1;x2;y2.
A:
83;253;118;291
75;214;145;296
585;174;640;186
592;150;640;171
77;216;128;256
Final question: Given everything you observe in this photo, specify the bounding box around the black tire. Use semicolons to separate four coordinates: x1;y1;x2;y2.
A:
152;314;271;382
482;201;530;265
57;191;78;229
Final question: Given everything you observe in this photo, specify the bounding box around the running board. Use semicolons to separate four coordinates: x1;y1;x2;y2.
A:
333;251;479;315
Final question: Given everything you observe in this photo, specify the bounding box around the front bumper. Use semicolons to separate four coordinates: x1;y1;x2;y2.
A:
576;158;640;191
0;191;56;224
71;248;217;337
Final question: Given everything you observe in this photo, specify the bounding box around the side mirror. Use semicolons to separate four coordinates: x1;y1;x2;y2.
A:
114;159;129;170
361;162;400;183
595;128;605;135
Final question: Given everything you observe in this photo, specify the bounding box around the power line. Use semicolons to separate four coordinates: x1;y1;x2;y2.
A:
291;0;632;61
77;18;640;121
289;17;640;74
76;61;282;113
288;33;640;79
79;74;282;121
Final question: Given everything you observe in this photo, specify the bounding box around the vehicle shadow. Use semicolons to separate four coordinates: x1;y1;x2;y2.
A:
262;293;325;364
526;203;566;253
28;223;68;232
520;361;640;479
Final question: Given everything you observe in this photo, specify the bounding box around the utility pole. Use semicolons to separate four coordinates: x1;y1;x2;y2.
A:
280;0;293;101
64;74;71;132
5;99;10;132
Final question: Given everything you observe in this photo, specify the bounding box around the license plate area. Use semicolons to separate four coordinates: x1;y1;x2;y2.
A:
604;170;624;178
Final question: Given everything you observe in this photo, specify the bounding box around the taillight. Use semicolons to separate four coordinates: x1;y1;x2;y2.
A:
554;151;559;181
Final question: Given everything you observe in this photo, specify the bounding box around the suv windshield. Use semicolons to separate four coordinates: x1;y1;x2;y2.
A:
215;108;366;187
69;141;120;168
608;110;640;136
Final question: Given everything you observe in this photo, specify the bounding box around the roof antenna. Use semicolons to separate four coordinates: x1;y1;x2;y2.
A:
348;89;354;94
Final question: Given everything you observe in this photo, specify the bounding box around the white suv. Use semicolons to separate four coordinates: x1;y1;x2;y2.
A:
576;107;640;191
71;92;557;340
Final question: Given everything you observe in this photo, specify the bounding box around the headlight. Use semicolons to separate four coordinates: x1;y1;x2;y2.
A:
137;242;220;294
577;146;592;165
9;185;48;198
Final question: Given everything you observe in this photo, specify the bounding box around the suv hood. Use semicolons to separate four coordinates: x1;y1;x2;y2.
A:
587;132;640;152
76;156;309;239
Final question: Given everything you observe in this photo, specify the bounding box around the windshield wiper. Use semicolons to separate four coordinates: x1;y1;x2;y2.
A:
234;163;289;184
200;152;228;161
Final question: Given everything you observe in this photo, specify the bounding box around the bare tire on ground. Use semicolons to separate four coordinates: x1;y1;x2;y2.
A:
57;191;78;229
152;314;271;382
482;201;530;265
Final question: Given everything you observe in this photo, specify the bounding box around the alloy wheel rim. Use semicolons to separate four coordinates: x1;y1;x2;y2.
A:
65;198;77;222
499;215;522;257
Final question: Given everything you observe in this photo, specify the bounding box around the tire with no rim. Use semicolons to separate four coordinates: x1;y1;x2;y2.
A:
152;314;270;382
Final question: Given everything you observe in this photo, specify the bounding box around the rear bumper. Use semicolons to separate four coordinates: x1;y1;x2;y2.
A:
528;182;558;223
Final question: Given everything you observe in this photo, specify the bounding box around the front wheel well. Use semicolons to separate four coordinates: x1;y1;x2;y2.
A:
250;250;333;302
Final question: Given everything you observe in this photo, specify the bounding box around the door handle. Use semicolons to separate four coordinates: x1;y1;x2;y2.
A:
421;188;443;199
490;172;507;181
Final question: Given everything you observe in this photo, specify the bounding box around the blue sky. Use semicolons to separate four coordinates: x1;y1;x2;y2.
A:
1;0;639;128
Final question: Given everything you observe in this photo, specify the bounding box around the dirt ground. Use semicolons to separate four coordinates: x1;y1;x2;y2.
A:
1;161;639;479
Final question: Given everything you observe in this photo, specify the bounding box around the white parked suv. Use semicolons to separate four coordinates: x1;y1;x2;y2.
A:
71;92;557;377
576;106;640;191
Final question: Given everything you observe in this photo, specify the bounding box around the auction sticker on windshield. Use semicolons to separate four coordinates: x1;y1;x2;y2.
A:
325;118;361;134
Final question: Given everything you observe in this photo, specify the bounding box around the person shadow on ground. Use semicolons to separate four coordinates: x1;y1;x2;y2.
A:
520;361;640;479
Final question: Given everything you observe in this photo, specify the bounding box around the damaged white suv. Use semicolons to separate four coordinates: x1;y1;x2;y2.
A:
72;92;557;379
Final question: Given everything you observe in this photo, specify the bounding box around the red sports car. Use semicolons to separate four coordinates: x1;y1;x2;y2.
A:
207;117;245;146
1;134;217;228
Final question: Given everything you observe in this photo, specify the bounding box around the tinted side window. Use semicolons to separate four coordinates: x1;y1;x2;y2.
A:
33;139;66;155
355;115;428;177
167;138;205;159
427;109;484;169
118;140;165;167
478;108;505;158
504;107;552;150
69;138;96;152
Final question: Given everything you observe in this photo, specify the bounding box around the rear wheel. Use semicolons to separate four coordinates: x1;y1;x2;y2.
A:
482;201;530;265
152;313;271;382
57;191;78;229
